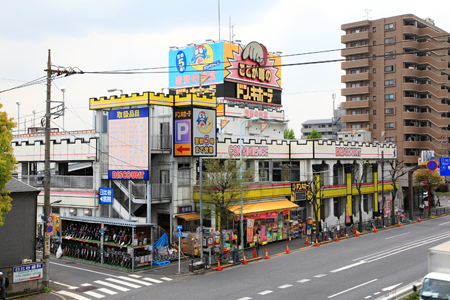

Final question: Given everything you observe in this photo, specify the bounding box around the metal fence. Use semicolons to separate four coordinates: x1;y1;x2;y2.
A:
132;183;172;200
14;175;93;189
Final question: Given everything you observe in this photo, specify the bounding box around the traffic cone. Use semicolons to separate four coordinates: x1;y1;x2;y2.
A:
341;228;345;237
265;249;270;259
305;235;309;244
398;220;401;227
315;238;319;247
356;231;359;237
354;227;357;234
253;247;257;258
335;234;339;242
217;260;222;271
418;216;422;223
373;225;377;233
286;244;290;254
243;254;248;265
325;233;328;240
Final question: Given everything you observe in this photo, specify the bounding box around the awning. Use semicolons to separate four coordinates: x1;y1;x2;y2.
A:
229;199;299;215
176;213;200;221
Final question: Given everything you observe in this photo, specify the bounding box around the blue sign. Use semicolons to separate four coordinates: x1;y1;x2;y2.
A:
440;158;450;176
176;225;183;230
177;231;183;238
99;188;113;204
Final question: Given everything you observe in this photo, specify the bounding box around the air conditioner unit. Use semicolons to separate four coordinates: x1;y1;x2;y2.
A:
69;208;77;216
22;259;32;264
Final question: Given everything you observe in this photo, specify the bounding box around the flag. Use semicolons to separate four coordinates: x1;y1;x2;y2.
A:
221;120;230;130
351;129;356;137
381;131;386;140
200;73;209;86
261;123;268;133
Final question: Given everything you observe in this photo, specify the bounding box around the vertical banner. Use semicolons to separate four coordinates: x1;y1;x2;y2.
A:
108;107;149;180
247;219;254;243
51;214;60;237
174;107;193;156
192;108;216;156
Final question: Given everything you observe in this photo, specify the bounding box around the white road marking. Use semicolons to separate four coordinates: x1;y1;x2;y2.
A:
129;274;142;278
57;290;91;300
328;279;378;298
385;232;410;240
142;277;163;283
258;290;273;295
51;281;78;290
105;278;141;288
314;274;327;278
330;261;366;273
364;296;372;299
84;291;105;298
374;292;380;295
97;288;117;295
237;297;252;300
161;277;173;281
117;276;152;286
278;284;292;289
51;262;117;278
297;279;310;283
438;221;450;226
81;283;92;287
382;283;402;291
94;280;130;292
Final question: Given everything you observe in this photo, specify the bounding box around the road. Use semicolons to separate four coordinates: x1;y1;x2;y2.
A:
43;215;450;300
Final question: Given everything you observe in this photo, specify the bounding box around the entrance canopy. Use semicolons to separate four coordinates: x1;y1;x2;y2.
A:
176;213;200;221
229;199;299;216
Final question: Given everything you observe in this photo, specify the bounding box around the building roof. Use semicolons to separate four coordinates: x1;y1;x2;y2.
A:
302;118;333;125
5;178;40;193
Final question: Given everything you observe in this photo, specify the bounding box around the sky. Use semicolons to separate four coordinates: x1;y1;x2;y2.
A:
1;0;450;137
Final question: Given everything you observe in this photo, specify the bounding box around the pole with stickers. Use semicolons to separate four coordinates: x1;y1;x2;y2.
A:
176;225;183;273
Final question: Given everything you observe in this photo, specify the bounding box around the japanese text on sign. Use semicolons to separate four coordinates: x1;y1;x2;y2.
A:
174;110;192;119
115;110;140;119
291;181;311;191
237;84;273;103
13;263;43;283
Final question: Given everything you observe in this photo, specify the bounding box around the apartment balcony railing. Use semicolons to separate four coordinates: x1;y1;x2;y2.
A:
14;175;94;189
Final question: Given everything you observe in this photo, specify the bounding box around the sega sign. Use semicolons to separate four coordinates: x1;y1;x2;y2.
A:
99;187;113;205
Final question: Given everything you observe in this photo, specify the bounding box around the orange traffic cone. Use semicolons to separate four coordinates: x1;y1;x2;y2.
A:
243;254;248;265
325;232;328;240
253;247;257;258
398;220;401;227
373;225;377;233
315;238;319;247
356;231;359;237
335;234;339;242
217;260;222;271
342;228;345;236
286;244;290;254
354;227;357;234
305;235;309;244
418;216;422;223
265;249;270;259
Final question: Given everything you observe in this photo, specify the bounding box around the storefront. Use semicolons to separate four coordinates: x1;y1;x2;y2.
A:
175;213;201;232
229;200;300;247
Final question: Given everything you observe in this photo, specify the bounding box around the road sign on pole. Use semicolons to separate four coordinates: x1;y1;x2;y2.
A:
440;157;450;176
427;160;438;171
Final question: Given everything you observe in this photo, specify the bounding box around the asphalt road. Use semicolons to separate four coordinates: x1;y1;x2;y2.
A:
41;215;450;300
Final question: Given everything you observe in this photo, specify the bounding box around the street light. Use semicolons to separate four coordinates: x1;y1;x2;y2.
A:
61;87;66;131
16;101;20;134
239;117;259;256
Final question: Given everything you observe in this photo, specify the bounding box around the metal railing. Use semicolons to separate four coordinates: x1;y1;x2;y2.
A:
14;175;93;189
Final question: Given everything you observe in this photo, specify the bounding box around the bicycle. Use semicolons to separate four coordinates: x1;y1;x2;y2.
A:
213;250;234;264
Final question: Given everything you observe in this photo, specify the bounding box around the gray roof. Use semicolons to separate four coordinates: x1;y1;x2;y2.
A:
5;178;40;193
302;118;333;125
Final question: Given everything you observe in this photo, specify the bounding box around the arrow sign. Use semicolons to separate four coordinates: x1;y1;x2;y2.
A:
382;283;402;291
177;146;190;153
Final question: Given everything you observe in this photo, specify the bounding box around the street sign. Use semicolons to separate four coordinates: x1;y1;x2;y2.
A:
99;188;113;204
440;157;450;176
176;225;183;230
427;160;438;171
46;215;53;223
47;226;53;233
176;231;183;238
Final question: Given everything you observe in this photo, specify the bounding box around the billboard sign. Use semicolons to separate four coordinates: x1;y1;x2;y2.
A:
108;108;149;180
169;42;224;88
13;263;43;283
192;108;216;156
174;107;192;156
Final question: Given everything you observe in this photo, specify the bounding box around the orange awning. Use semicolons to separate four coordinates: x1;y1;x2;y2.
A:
229;199;299;215
176;213;200;221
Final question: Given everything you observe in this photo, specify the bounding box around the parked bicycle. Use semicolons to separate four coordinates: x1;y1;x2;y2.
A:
213;250;234;264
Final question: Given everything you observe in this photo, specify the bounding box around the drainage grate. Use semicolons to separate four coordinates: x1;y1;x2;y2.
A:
74;286;98;293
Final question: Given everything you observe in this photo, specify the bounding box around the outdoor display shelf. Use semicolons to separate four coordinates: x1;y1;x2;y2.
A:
60;216;156;271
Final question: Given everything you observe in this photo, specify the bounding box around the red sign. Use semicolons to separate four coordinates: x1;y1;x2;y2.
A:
427;160;438;171
235;211;286;221
422;180;428;185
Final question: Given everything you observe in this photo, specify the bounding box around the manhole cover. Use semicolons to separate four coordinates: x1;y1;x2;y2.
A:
74;286;97;293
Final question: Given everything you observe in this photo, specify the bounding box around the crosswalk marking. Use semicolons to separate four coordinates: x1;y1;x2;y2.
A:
106;278;141;288
161;277;173;281
258;290;273;295
278;284;292;289
94;280;130;292
97;288;117;295
142;277;163;283
297;279;310;283
81;283;92;287
118;276;152;286
129;274;142;278
84;291;105;298
57;290;91;300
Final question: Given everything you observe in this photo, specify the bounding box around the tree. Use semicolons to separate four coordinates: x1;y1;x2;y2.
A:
0;103;17;226
307;129;322;139
414;162;444;195
201;157;252;251
386;159;407;202
351;160;372;231
308;175;321;241
283;128;296;140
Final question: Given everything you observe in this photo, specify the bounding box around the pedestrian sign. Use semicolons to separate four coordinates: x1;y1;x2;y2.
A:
177;231;183;238
440;157;450;176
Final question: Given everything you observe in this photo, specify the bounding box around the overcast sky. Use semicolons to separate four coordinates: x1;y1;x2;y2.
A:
1;0;449;136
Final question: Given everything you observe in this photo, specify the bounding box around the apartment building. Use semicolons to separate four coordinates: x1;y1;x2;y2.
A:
341;14;450;165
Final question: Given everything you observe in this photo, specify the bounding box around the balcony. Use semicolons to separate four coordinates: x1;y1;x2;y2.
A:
341;86;370;96
341;72;370;83
341;114;370;123
403;83;449;98
341;20;370;31
403;25;420;35
341;100;370;109
403;69;448;84
341;58;370;69
341;31;370;43
341;46;370;57
14;175;93;189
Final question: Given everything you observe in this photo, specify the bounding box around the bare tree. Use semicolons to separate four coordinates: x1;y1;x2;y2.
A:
386;159;407;202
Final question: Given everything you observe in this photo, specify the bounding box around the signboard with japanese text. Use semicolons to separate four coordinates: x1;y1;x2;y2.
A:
13;263;43;283
99;187;113;204
178;206;192;214
174;107;192;156
108;108;149;180
192;108;216;157
440;157;450;176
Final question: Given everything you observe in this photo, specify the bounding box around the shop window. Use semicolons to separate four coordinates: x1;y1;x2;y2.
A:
178;163;191;186
352;198;358;217
363;195;370;213
258;161;269;182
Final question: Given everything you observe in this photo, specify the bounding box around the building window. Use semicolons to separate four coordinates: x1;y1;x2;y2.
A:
365;27;369;31
384;23;394;30
373;68;376;74
351;69;360;74
366;123;370;128
384;37;394;44
373;96;377;101
178;164;191;186
385;79;394;86
351;110;360;115
365;41;369;45
373;82;376;87
351;83;360;88
351;124;361;129
373;41;376;45
385;65;394;72
373;55;376;60
365;96;370;100
373;124;377;129
351;42;360;47
351;56;360;61
384;51;394;58
385;108;394;114
373;27;376;32
385;137;394;143
385;122;395;128
373;110;376;115
366;110;370;114
259;161;269;182
365;68;370;72
351;29;360;34
365;82;370;86
351;96;360;101
385;94;394;100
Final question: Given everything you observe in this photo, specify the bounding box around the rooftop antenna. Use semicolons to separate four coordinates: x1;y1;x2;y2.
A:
363;9;372;20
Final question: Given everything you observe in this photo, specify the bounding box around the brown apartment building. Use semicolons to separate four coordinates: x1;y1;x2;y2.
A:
341;14;450;165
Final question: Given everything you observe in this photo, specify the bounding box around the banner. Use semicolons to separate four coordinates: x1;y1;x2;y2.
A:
247;219;254;243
